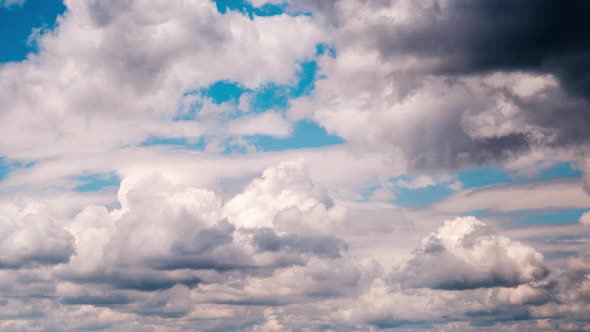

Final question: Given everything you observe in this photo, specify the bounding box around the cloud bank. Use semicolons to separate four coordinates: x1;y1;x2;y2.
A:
1;0;590;330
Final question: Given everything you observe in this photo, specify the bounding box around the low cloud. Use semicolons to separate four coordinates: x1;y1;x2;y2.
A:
393;216;547;290
0;202;74;269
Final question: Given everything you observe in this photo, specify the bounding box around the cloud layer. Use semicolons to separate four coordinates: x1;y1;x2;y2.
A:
1;0;590;330
0;163;586;330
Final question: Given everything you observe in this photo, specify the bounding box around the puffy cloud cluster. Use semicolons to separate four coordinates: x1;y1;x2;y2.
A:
0;162;393;330
0;163;587;330
0;200;74;269
224;160;341;231
0;0;325;160
394;216;547;290
57;162;350;294
335;217;555;330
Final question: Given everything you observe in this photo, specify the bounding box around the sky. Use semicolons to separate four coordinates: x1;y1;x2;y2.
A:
0;0;590;331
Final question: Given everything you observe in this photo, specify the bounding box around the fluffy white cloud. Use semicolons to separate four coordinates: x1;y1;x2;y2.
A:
0;162;404;329
394;216;547;290
0;0;325;160
340;278;552;329
331;217;553;329
0;201;74;269
224;160;340;230
57;162;354;293
0;173;585;330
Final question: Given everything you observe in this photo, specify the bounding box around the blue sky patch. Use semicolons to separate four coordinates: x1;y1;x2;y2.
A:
168;57;324;154
316;43;336;58
247;60;319;111
380;161;585;209
140;136;207;151
392;184;455;208
74;172;121;192
455;162;582;190
0;158;12;181
249;83;290;112
203;81;246;105
530;161;582;181
247;119;344;152
0;0;65;63
291;61;318;98
213;0;286;18
244;60;318;112
457;167;512;189
0;157;35;182
178;57;319;121
354;174;456;207
496;208;587;227
221;139;251;155
176;55;320;125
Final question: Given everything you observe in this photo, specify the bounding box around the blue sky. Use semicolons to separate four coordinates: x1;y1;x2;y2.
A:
248;120;344;152
0;0;64;63
168;47;340;154
503;208;586;227
74;172;121;192
214;0;286;18
0;158;13;181
364;161;582;209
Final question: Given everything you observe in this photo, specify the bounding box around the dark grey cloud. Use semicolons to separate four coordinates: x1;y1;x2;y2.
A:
382;1;590;93
405;117;531;170
63;270;201;291
379;1;590;163
512;88;590;147
0;248;73;270
314;0;590;99
60;293;133;306
398;251;531;290
0;214;75;270
153;221;256;271
466;306;532;326
383;0;590;160
252;228;347;259
290;0;590;169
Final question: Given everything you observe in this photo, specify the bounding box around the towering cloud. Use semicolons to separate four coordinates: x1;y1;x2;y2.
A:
394;216;547;290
